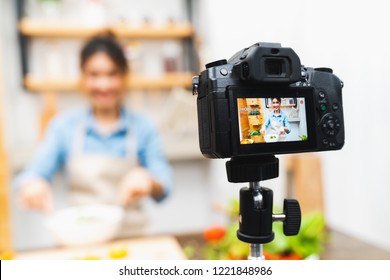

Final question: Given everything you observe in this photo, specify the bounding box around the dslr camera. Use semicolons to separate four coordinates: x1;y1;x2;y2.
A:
193;42;344;158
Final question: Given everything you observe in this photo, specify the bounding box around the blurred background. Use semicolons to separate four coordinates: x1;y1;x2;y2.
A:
0;0;390;260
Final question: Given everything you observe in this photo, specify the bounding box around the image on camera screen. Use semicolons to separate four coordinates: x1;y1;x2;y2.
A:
238;97;308;144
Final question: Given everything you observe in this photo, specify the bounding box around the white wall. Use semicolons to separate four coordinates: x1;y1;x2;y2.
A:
198;0;390;250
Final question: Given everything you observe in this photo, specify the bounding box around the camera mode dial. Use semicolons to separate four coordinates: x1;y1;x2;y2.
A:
314;67;333;74
205;59;228;69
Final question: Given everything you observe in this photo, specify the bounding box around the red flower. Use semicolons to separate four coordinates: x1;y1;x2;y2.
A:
263;251;302;260
203;225;226;242
228;253;247;260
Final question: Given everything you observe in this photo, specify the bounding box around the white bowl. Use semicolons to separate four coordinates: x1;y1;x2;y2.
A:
265;134;279;143
45;204;125;247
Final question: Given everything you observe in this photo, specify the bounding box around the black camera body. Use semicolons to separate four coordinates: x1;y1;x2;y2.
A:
193;42;344;159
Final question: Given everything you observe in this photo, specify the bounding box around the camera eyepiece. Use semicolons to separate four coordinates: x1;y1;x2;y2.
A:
229;42;301;83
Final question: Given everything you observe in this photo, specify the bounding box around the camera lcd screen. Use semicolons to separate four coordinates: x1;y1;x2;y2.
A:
237;97;308;145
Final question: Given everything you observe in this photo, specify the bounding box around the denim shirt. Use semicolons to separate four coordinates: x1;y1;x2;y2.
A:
14;107;172;200
264;110;291;132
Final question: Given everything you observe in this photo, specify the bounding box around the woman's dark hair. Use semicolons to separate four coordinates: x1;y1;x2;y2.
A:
80;33;128;74
271;97;281;103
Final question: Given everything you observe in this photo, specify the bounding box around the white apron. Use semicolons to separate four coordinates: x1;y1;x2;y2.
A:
66;120;149;237
269;120;287;141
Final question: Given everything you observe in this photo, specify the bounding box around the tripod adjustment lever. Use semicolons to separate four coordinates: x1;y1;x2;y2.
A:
273;199;301;236
282;199;301;236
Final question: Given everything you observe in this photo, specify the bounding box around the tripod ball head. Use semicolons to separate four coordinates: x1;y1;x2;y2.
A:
237;187;302;245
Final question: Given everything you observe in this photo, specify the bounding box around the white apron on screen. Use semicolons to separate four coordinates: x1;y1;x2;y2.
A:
269;120;287;141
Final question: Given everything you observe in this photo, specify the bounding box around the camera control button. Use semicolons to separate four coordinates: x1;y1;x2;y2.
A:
220;68;228;76
318;91;326;99
321;114;341;136
327;120;335;129
322;139;329;146
332;103;339;111
320;104;327;112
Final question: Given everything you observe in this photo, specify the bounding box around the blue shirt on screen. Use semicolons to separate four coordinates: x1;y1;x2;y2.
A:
264;110;291;133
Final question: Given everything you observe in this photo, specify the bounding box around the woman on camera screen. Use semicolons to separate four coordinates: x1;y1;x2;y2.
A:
261;97;291;141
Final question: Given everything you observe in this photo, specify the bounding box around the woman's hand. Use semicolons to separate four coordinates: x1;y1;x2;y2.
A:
119;167;163;207
18;179;53;212
279;126;290;135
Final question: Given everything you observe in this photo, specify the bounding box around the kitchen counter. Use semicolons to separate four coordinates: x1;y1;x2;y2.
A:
14;229;390;260
15;236;186;260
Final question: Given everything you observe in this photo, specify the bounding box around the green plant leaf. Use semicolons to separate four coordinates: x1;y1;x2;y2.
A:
248;130;261;136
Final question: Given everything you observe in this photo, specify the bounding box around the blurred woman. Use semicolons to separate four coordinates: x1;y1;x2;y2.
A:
15;34;171;234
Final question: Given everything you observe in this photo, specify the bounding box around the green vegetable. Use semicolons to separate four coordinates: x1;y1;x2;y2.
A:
248;130;261;136
299;135;308;141
248;110;261;116
264;211;327;259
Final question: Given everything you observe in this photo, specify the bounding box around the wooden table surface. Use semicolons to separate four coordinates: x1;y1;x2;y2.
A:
15;236;186;260
320;230;390;260
14;229;390;260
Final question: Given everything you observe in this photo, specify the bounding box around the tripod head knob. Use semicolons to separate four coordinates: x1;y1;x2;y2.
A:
272;199;301;236
282;199;301;236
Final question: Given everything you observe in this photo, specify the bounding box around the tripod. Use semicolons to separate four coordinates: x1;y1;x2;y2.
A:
226;155;301;260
